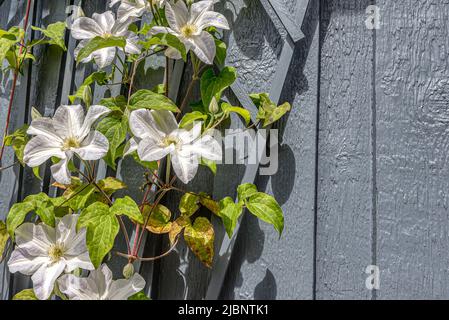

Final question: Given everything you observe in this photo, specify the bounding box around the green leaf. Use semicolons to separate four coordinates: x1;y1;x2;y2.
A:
214;38;227;66
0;27;19;65
97;115;128;170
219;197;243;238
6;202;35;239
129;89;180;113
76;36;126;64
69;71;109;104
100;95;127;113
12;289;38;300
111;196;144;224
179;193;200;217
4;125;29;165
222;103;251;126
128;291;150;300
237;183;258;203
141;33;187;61
184;217;214;268
200;66;237;109
31;21;67;50
64;184;97;211
0;221;10;262
179;111;207;129
98;177;127;194
245;192;284;236
200;158;217;175
78;202;119;268
145;204;172;234
250;93;291;127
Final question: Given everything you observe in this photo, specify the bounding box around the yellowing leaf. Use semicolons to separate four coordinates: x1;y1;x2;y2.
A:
169;216;191;246
199;193;220;216
98;177;127;194
184;217;214;268
179;193;200;217
12;289;38;300
0;221;9;262
145;204;172;234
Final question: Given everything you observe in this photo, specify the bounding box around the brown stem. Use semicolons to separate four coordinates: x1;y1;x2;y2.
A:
116;234;179;262
0;0;33;164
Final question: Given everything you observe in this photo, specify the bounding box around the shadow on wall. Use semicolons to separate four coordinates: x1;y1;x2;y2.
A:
218;0;322;299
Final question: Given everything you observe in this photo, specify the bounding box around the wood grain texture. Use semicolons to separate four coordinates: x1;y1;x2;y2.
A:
376;0;449;299
316;0;374;299
217;0;318;300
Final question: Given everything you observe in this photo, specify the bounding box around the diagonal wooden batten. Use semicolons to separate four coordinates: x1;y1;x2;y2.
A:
205;15;298;299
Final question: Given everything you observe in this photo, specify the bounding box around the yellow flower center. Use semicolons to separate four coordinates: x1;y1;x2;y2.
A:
180;24;197;38
103;32;112;39
62;137;80;151
161;136;180;148
48;244;65;263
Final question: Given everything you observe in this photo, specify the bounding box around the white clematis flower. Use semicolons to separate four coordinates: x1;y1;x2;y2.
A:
71;11;140;68
110;0;166;22
126;109;222;184
58;264;146;300
150;0;229;64
23;105;110;185
7;215;94;300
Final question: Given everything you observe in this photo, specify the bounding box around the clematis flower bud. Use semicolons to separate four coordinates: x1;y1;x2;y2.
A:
123;263;135;279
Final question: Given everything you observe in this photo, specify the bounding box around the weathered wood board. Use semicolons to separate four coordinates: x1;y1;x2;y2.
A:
2;0;449;300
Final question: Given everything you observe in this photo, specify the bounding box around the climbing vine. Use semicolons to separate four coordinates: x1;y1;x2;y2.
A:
0;0;291;300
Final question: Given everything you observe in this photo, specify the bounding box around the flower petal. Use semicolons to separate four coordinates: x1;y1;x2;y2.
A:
91;264;113;297
171;152;199;184
58;274;99;300
56;214;78;245
31;261;66;300
51;156;72;185
123;137;139;156
195;12;229;30
27;118;61;142
75;131;109;160
15;222;55;257
165;46;182;60
74;40;93;62
53;105;85;139
191;134;222;161
125;35;141;54
137;138;174;162
79;105;111;138
151;110;179;135
23;136;66;168
189;31;216;65
129;109;165;141
165;1;188;32
117;2;147;22
108;273;146;300
190;0;215;22
71;17;103;40
92;47;117;69
92;11;115;34
149;26;176;36
7;249;48;275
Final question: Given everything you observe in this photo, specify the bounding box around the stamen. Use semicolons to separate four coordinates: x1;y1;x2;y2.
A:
62;137;80;151
180;24;198;38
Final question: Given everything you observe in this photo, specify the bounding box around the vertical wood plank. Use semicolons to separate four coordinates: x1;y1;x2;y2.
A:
218;0;319;300
376;0;449;299
316;0;374;299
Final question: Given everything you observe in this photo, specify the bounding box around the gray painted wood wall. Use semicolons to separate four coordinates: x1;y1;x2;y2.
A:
1;0;449;300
